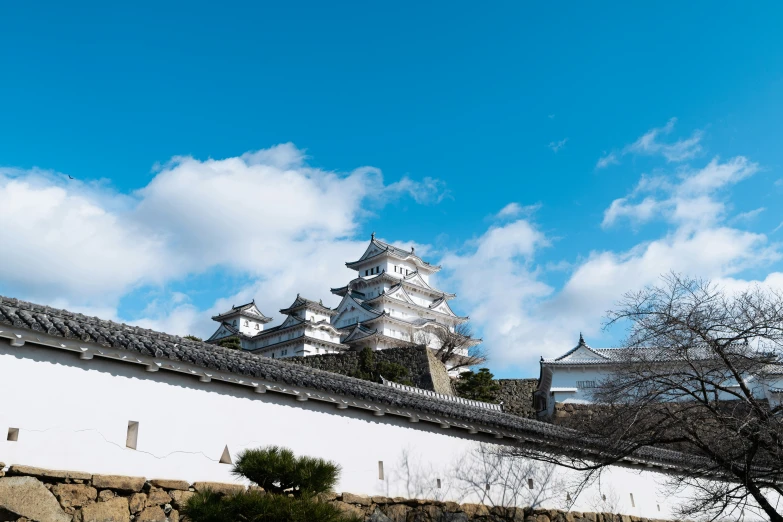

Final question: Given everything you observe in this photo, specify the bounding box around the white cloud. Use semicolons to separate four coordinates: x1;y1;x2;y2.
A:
601;156;759;229
596;152;619;169
444;218;779;371
597;118;703;168
0;144;444;336
602;196;661;228
495;202;540;220
677;156;757;195
386;176;450;204
548;138;568;153
445;148;775;372
626;117;703;162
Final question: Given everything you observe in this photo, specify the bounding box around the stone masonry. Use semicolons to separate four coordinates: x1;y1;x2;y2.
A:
285;345;455;395
495;379;539;419
0;463;672;522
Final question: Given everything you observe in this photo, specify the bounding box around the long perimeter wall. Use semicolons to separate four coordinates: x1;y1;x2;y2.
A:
0;342;763;519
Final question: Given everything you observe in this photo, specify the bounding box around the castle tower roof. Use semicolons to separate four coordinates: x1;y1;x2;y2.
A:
211;301;273;324
345;235;441;274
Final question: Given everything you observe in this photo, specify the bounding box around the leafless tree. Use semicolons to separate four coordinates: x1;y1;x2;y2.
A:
382;447;453;501
503;274;783;521
453;443;568;511
415;323;486;371
587;478;621;513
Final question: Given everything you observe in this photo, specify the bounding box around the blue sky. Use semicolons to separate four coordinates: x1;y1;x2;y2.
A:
2;2;783;377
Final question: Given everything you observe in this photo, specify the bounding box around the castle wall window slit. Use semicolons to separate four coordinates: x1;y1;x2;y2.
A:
126;421;139;450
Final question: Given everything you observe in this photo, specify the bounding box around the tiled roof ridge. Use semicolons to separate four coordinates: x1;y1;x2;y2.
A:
346;239;442;271
0;294;700;471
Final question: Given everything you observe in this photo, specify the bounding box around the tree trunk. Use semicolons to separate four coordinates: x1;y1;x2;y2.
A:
746;480;783;522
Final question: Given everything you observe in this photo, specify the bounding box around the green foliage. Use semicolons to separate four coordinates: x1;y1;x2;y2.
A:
454;368;501;403
184;335;203;342
184;490;361;522
185;446;355;522
217;336;242;350
350;347;413;385
232;446;340;497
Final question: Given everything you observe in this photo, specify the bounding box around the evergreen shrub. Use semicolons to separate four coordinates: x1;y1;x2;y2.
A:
184;446;358;522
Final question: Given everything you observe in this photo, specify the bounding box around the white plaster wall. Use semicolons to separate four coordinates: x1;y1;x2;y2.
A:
0;343;771;519
548;365;775;412
549;366;608;404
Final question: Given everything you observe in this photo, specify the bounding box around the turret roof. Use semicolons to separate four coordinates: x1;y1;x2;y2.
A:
345;234;441;273
363;288;468;323
211;300;273;324
279;294;337;317
330;271;455;300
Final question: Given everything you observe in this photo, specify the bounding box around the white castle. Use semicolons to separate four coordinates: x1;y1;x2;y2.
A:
206;233;478;367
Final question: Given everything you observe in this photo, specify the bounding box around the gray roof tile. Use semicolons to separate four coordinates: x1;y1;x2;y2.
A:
0;294;699;470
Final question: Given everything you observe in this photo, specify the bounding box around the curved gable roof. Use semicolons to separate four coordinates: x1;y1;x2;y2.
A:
212;301;273;324
542;334;612;364
345;236;441;273
279;294;336;317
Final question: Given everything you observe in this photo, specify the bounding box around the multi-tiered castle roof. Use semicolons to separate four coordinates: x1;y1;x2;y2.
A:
206;233;480;367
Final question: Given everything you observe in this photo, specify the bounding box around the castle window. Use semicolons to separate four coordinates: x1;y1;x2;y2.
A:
233;320;237;326
244;320;249;327
577;380;597;389
7;428;19;441
365;270;369;276
378;461;384;480
126;421;139;450
255;323;259;330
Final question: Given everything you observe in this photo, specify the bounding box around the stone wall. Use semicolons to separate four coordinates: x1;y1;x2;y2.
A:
285;346;454;395
0;464;672;522
495;379;538;419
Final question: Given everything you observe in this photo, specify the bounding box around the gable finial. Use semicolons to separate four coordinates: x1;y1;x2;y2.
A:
579;332;585;345
371;231;375;240
411;246;415;254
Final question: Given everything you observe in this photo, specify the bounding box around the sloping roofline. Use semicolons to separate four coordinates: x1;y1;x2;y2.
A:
211;300;273;324
0;294;707;473
345;235;442;273
279;294;337;317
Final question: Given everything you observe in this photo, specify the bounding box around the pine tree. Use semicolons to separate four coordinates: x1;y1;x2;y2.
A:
217;336;242;350
454;368;500;403
184;446;360;522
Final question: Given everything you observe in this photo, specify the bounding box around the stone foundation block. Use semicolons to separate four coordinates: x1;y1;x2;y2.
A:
0;476;72;522
168;490;195;510
92;474;146;493
149;479;190;491
129;492;147;513
7;465;91;482
191;481;245;495
341;492;372;506
81;496;130;522
51;483;97;509
146;487;171;506
137;505;167;522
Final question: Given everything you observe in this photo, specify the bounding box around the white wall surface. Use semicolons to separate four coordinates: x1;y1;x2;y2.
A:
0;342;771;519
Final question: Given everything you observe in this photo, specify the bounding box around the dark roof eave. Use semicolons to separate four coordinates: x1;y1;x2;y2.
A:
0;293;704;472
